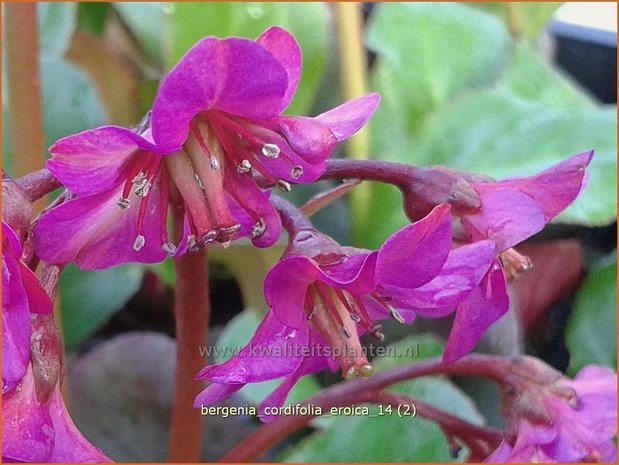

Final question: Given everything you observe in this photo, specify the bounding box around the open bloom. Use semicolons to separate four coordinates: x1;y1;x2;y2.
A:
442;151;593;362
2;221;52;392
486;365;617;462
195;205;496;418
34;27;379;269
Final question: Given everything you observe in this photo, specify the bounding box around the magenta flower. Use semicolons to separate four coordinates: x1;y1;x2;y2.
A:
33;27;379;270
2;221;52;392
486;365;617;462
2;363;110;462
442;151;593;362
194;205;496;417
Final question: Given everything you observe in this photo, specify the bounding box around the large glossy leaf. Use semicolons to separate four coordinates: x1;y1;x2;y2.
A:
361;3;616;249
59;264;144;348
566;253;617;376
282;335;484;462
213;309;321;406
38;2;77;58
165;2;329;114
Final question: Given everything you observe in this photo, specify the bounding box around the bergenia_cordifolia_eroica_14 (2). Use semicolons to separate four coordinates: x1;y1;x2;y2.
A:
2;221;110;462
32;26;379;270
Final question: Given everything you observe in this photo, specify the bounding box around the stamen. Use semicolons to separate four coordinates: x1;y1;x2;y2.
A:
210;156;221;171
117;197;130;209
162;243;177;255
133;235;145;252
221;240;231;249
237;159;252;173
276;180;292;192
251;218;267;239
291;166;303;179
371;324;385;342
359;365;374;378
390;308;406;324
217;224;241;243
345;366;359;380
200;230;218;245
350;313;361;323
132;172;151;197
261;143;281;158
187;235;198;251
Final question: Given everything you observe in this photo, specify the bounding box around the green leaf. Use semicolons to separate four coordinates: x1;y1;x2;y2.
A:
41;57;107;149
165;2;329;114
60;264;144;349
38;2;77;58
411;89;617;227
566;253;617;376
503;42;593;110
283;334;483;462
214;309;321;406
77;3;110;37
367;3;509;134
114;3;165;65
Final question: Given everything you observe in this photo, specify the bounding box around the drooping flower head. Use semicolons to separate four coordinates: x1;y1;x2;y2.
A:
2;221;52;392
34;27;379;270
440;151;593;362
486;364;617;462
195;205;496;418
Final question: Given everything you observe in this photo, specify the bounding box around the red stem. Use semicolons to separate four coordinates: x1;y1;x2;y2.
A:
220;354;511;462
15;169;63;202
5;3;46;177
168;246;210;461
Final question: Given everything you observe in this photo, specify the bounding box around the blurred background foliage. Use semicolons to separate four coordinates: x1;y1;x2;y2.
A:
3;2;616;462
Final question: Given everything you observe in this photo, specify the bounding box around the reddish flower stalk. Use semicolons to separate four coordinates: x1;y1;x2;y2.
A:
15;169;63;203
220;354;512;462
168;208;210;462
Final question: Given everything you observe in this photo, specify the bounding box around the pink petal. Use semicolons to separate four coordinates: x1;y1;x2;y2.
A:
257;26;302;112
196;312;309;384
376;204;452;289
2;365;54;462
193;383;244;408
315;92;381;141
34;184;167;270
48;126;159;196
47;388;111;462
461;187;546;252
496;150;593;222
152;36;289;151
443;261;509;363
388;240;496;310
18;260;53;314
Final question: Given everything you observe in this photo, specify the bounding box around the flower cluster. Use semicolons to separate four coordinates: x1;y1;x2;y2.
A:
33;27;379;270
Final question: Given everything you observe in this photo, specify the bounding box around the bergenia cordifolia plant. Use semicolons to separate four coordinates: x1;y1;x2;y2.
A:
33;27;379;269
2;24;616;464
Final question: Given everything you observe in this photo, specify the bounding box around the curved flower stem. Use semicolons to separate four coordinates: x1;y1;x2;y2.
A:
322;158;482;221
5;3;46;179
271;195;314;235
15;169;63;203
168;244;210;461
371;391;501;458
220;354;512;462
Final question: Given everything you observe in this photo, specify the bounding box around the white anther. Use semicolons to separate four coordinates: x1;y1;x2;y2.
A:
209;157;220;171
237;159;252;174
251;218;267;239
261;143;281;158
290;166;303;179
161;243;177;255
276;180;292;192
390;308;405;324
133;235;145;252
117;197;130;209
